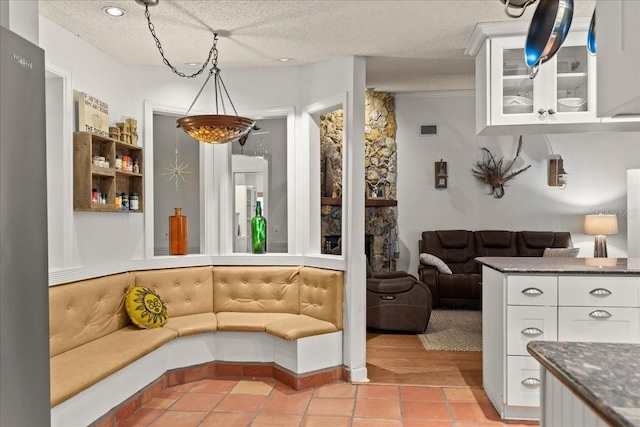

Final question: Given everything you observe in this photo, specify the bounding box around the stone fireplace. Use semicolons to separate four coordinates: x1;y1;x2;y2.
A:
321;90;398;272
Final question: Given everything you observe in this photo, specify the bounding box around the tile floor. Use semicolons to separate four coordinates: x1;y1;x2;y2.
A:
118;378;539;426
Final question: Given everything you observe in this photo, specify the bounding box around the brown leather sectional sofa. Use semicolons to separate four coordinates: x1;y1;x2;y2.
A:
418;230;573;309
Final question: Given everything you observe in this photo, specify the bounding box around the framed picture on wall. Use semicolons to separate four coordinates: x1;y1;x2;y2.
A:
367;182;384;199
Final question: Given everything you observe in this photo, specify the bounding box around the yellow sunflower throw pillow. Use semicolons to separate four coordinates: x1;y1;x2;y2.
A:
125;286;168;329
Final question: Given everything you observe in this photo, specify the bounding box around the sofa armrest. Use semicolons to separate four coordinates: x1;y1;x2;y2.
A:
367;276;417;294
418;264;440;308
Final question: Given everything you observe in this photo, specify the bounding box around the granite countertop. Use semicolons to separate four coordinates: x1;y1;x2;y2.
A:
528;341;640;427
476;257;640;274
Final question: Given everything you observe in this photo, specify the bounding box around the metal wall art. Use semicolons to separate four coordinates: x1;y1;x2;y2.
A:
471;136;531;198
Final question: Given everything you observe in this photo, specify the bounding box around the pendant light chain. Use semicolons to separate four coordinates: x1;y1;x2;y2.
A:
144;4;215;79
180;34;237;118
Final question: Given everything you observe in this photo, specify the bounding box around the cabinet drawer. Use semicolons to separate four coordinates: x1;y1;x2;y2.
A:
507;275;557;306
558;307;640;343
558;276;640;307
506;355;541;407
507;306;558;356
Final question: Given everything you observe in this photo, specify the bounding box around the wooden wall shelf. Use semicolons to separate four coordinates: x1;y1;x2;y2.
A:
321;197;398;207
73;131;144;212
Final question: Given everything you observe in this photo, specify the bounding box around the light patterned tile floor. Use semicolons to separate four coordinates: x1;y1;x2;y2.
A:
118;379;540;426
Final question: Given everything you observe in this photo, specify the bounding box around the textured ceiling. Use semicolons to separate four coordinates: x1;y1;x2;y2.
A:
38;0;596;92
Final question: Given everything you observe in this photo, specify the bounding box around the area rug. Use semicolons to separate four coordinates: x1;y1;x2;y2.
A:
419;309;482;352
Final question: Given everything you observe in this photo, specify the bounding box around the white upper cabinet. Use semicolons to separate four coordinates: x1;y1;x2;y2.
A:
490;32;597;128
597;0;640;117
466;18;640;135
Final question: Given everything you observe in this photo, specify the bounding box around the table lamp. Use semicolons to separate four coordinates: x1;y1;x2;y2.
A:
584;214;618;257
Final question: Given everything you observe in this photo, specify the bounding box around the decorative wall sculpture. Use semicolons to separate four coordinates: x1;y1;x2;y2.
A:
471;136;531;198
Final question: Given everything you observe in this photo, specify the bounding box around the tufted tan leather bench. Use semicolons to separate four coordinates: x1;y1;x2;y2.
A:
49;265;344;411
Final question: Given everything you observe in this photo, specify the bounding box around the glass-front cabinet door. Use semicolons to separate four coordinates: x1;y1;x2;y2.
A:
549;32;597;123
490;36;548;126
490;32;597;126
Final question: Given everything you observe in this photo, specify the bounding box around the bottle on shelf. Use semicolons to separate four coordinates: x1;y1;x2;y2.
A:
251;201;267;254
130;193;139;210
169;207;188;255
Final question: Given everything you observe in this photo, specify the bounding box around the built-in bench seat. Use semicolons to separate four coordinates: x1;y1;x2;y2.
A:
49;265;344;426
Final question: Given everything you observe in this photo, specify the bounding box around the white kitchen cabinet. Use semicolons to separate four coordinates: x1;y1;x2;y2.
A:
466;18;640;134
481;266;640;421
507;275;557;306
506;356;543;407
558;306;640;343
490;32;597;128
597;0;640;117
507;306;557;356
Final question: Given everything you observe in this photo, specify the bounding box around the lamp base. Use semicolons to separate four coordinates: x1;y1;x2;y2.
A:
593;235;608;258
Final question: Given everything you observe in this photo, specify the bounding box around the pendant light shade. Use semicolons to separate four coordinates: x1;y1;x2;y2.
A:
176;115;255;145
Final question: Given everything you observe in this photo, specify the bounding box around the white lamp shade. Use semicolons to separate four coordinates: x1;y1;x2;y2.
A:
584;214;619;235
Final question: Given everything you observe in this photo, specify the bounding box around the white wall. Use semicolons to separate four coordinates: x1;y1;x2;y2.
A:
40;16;301;269
396;91;640;276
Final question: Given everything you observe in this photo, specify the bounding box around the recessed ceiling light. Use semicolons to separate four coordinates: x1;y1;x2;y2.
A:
103;6;125;17
184;62;201;67
277;58;293;63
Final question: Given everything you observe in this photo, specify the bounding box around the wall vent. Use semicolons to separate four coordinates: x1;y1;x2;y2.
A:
420;124;437;136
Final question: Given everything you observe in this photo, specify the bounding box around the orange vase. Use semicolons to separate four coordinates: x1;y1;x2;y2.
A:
169;207;188;255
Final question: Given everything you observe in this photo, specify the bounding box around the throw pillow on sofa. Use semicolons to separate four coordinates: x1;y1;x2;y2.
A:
419;253;453;274
125;286;169;329
543;247;580;258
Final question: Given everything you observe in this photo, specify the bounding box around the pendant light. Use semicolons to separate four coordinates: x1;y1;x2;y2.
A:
137;0;255;144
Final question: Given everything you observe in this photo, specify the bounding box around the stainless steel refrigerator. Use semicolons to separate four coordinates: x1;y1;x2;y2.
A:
0;25;50;426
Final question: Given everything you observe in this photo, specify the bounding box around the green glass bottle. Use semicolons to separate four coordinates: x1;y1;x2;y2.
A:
251;201;267;254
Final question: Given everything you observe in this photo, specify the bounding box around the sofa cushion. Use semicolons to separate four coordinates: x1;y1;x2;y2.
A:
543;247;580;257
475;231;517;257
266;315;338;340
134;266;214;317
517;231;574;256
299;267;344;329
164;312;217;336
50;326;177;407
419;253;453;274
421;231;477;274
125;286;169;329
435;230;472;249
213;266;300;314
216;312;297;332
49;273;134;358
